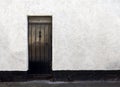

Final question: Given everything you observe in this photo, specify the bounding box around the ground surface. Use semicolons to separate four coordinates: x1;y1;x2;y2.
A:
0;81;120;87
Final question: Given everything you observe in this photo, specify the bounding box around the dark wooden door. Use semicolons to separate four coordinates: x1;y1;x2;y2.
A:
28;16;52;74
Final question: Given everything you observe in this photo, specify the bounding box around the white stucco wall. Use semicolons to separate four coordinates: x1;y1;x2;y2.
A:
0;0;120;71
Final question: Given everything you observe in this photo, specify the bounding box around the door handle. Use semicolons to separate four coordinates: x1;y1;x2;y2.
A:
39;31;41;38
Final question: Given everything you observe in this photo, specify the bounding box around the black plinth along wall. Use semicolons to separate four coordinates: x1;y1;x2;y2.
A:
0;70;120;81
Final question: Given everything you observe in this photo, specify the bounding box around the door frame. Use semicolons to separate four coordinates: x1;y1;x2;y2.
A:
27;16;52;75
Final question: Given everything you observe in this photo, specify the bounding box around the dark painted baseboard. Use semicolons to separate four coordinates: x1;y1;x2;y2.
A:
0;71;27;82
0;71;52;82
0;70;120;81
53;70;120;81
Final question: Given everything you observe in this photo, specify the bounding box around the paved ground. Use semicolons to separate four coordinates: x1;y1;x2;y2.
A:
0;81;120;87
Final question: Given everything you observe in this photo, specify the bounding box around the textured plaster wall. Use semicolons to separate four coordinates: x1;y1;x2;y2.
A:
0;0;120;70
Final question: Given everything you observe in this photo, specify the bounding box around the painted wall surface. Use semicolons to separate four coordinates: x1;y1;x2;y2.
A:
0;0;120;71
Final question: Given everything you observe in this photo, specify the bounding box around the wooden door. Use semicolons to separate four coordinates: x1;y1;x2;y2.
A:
28;16;52;74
